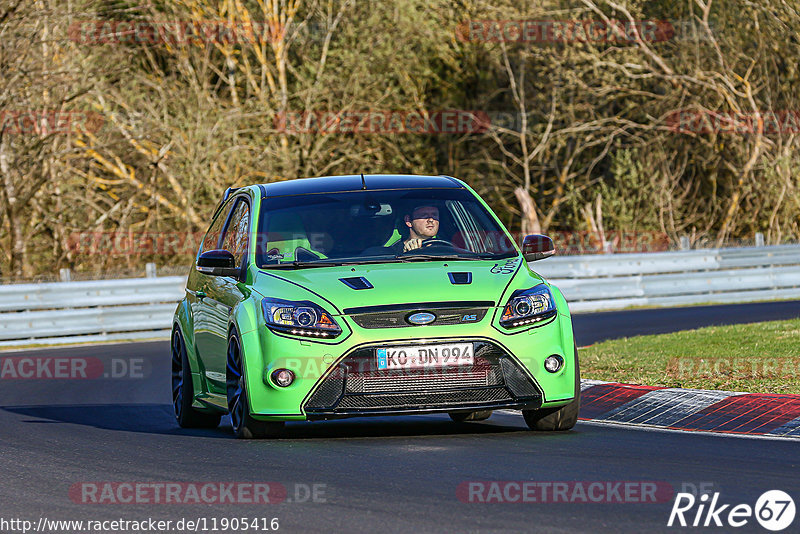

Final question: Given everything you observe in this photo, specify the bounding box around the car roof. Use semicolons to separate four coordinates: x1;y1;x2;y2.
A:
258;174;463;197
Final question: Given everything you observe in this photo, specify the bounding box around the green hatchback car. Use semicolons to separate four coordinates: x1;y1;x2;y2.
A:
172;174;580;438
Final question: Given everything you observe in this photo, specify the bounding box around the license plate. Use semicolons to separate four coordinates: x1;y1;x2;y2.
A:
376;343;474;371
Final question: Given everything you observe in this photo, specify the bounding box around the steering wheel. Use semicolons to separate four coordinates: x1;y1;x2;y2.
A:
420;238;456;248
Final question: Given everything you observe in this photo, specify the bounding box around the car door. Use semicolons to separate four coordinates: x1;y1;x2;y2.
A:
194;196;251;394
188;199;233;374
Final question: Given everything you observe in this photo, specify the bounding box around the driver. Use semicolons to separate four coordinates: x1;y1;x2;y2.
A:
401;205;440;252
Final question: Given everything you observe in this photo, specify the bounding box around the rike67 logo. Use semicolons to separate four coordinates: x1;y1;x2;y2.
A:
668;490;795;531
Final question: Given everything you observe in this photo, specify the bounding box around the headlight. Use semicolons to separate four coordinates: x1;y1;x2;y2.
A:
262;298;342;338
500;284;557;328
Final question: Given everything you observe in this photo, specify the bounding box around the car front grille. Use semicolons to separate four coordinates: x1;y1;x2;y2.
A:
345;302;493;329
349;366;501;393
303;339;542;418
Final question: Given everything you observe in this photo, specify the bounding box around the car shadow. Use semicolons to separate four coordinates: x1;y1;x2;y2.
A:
1;404;554;440
276;414;529;440
3;404;231;439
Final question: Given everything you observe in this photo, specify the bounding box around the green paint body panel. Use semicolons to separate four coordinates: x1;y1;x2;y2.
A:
172;178;578;421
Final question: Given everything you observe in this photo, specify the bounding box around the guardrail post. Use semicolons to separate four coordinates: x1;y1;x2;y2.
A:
59;268;71;282
679;236;690;250
146;263;157;278
755;232;765;247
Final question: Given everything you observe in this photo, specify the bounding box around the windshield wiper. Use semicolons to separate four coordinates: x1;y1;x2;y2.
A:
262;257;405;269
396;254;483;262
262;261;340;269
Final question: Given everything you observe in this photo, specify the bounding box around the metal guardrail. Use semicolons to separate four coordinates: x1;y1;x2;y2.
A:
534;245;800;312
0;277;185;347
0;276;186;312
0;245;798;347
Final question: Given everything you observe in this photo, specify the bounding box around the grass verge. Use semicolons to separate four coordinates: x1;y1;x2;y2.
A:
579;318;800;394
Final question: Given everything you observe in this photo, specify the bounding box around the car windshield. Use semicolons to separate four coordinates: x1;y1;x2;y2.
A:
256;188;518;268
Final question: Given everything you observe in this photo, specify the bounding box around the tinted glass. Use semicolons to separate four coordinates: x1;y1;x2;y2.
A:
255;189;517;267
221;199;250;266
199;202;234;256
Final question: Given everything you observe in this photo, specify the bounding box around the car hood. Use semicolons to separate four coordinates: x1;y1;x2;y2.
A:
253;258;537;314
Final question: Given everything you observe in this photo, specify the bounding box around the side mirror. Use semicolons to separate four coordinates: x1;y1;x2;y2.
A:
196;249;239;277
521;234;555;262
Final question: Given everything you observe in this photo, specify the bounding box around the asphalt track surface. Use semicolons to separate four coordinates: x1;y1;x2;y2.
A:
1;301;798;533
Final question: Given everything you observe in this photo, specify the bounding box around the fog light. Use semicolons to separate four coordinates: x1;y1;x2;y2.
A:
271;368;295;387
544;355;564;373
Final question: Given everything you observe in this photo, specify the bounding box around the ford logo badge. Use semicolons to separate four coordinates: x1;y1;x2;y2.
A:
407;312;436;325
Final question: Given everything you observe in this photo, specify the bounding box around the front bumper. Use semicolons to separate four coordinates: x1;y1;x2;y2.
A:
238;306;576;421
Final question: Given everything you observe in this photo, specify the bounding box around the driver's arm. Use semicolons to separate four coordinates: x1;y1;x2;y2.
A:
403;238;424;252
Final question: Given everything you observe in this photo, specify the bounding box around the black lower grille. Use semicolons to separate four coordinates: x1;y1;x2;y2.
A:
501;358;541;397
345;362;504;393
306;374;344;409
304;339;542;418
337;387;511;410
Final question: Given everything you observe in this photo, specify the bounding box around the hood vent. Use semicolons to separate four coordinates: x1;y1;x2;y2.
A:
339;276;374;290
448;272;472;285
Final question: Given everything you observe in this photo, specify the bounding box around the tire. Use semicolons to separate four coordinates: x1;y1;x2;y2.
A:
171;328;221;429
226;329;284;439
449;410;493;423
522;345;581;431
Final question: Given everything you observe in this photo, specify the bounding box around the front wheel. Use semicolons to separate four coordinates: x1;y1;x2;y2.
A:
171;328;221;429
226;329;284;439
522;345;580;431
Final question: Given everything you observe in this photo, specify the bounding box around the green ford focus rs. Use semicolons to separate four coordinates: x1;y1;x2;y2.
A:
171;174;580;438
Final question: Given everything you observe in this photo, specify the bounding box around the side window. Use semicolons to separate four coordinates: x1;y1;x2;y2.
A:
221;199;250;267
447;200;486;253
199;202;234;256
